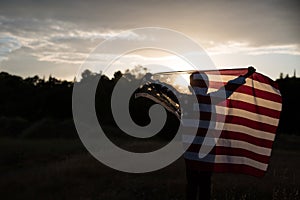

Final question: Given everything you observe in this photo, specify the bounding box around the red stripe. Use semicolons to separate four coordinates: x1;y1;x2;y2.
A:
180;68;279;90
235;85;281;102
219;131;274;148
224;115;278;133
185;145;270;164
206;82;282;103
205;69;279;90
225;99;281;119
182;68;280;177
205;68;248;76
215;147;270;163
183;111;278;134
182;128;274;148
185;159;266;177
252;72;280;90
192;94;281;119
185;102;280;125
209;82;282;103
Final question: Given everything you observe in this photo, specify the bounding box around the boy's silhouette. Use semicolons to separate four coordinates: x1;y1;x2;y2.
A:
135;66;256;200
185;67;256;200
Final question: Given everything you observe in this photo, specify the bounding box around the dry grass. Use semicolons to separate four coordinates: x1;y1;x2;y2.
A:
0;134;299;200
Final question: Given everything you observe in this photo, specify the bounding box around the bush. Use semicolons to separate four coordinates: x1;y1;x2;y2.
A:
0;116;29;137
21;118;78;139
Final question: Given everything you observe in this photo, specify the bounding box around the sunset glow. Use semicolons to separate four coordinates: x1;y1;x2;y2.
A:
0;0;299;80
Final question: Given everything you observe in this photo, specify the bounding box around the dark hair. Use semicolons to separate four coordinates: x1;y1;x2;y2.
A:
189;71;209;88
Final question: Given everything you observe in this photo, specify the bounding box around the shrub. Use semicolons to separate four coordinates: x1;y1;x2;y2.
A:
0;116;29;137
20;118;78;139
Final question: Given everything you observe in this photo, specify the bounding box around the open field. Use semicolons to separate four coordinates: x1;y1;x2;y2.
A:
0;134;299;200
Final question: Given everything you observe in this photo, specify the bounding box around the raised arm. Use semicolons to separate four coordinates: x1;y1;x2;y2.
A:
209;66;256;103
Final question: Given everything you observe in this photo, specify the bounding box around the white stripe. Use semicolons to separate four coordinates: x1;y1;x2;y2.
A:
222;123;276;140
181;119;224;130
193;90;281;111
206;74;280;95
215;155;268;170
229;92;282;111
222;106;279;126
181;120;276;141
193;104;279;126
184;152;268;171
182;135;272;156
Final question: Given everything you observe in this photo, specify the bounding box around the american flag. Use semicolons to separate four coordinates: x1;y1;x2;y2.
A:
136;68;282;177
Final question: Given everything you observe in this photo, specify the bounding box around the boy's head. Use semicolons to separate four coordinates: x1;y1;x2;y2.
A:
190;71;209;94
190;71;209;87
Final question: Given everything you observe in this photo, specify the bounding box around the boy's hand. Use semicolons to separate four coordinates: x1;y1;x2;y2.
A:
248;66;256;74
243;66;256;78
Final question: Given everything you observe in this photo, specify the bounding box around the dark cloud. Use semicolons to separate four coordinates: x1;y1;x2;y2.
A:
0;46;78;79
0;0;299;45
0;0;299;79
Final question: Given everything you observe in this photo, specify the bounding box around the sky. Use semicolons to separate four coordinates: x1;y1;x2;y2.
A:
0;0;299;80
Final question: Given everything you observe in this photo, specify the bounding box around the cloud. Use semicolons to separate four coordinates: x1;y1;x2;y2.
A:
0;0;299;80
0;16;144;66
0;46;78;80
33;51;88;65
1;0;299;47
206;41;300;56
0;36;22;61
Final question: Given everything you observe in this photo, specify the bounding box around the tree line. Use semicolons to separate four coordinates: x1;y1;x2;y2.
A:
0;70;298;139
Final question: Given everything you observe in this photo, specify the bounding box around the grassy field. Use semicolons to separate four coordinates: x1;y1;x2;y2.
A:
0;134;299;200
